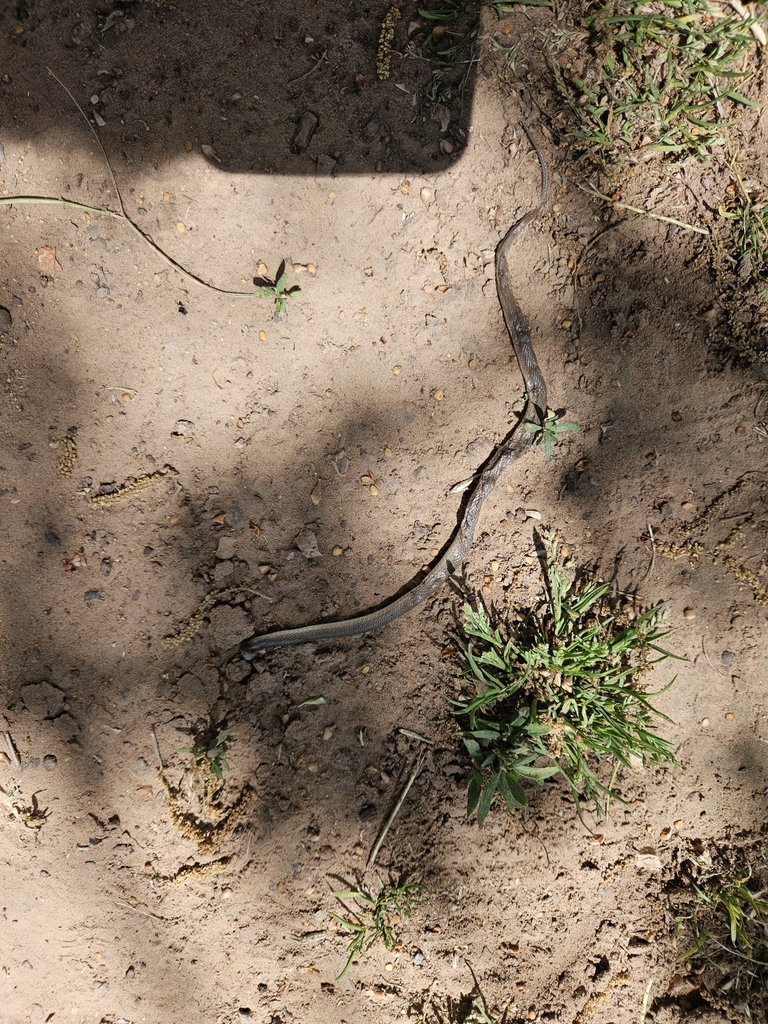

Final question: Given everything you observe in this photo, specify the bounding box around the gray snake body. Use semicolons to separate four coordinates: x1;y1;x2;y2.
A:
241;132;548;657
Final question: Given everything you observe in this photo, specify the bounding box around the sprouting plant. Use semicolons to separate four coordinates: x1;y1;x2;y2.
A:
178;727;233;781
675;850;768;1002
253;259;300;318
330;877;425;978
524;407;579;460
452;531;680;824
1;782;50;839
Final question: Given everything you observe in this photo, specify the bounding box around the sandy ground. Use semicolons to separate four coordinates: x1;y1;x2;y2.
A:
1;2;768;1023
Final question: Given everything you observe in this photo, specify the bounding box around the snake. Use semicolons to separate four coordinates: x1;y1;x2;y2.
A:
241;127;549;658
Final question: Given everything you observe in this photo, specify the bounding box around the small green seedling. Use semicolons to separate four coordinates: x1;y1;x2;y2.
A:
253;259;300;318
524;407;579;460
330;877;424;978
452;531;679;823
178;728;232;781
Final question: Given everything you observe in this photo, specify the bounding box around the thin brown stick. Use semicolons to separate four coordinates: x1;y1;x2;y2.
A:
47;66;126;217
7;69;257;298
367;751;426;870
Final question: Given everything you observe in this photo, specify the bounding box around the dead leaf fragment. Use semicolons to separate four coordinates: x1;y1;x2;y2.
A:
201;144;221;164
635;853;663;872
37;246;62;275
295;528;321;559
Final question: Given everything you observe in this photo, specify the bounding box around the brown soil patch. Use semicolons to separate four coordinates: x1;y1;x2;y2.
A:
1;3;767;1023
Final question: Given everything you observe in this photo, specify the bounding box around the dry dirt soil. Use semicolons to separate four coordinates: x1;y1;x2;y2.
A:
1;2;768;1023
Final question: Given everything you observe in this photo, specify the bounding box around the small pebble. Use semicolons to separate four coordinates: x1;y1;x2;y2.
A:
681;500;693;510
125;966;135;980
185;141;193;152
176;222;186;234
721;650;735;666
162;191;171;202
369;484;379;496
0;751;8;764
361;665;370;675
392;365;401;375
221;886;233;899
43;754;58;769
322;727;335;741
420;187;433;205
384;446;392;457
433;389;444;401
674;819;683;829
701;718;710;729
735;425;746;436
725;711;734;720
561;319;573;329
40;869;50;878
121;392;132;403
307;263;317;275
683;607;695;619
258;330;267;341
332;545;343;556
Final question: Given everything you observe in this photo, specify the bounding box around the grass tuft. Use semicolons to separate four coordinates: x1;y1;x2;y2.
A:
178;727;233;781
452;531;679;824
674;842;768;1006
330;877;425;978
550;0;759;162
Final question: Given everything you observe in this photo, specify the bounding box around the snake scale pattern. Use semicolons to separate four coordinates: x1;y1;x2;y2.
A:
241;128;549;657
